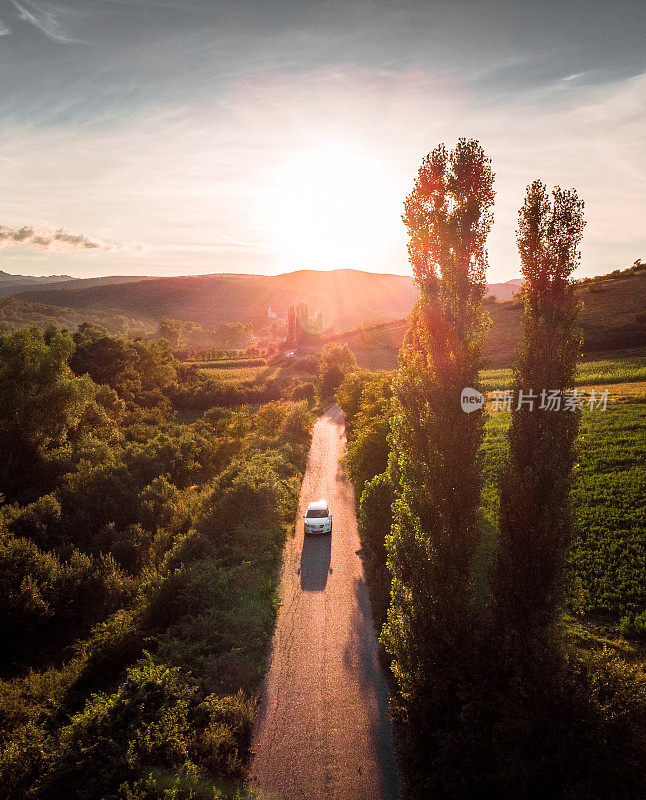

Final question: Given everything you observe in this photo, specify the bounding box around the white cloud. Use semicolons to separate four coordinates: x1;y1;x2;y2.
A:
0;223;148;253
10;0;77;43
0;65;643;280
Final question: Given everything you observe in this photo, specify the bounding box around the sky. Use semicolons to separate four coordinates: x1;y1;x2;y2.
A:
0;0;644;283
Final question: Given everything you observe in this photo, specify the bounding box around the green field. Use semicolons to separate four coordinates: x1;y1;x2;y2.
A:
197;363;267;384
479;379;646;629
480;353;646;391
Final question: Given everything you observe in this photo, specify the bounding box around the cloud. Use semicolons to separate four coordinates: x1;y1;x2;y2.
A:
0;64;643;279
10;0;77;43
0;224;148;253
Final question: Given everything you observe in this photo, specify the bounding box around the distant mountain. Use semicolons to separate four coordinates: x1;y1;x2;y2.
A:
17;269;524;330
0;270;72;283
0;270;149;300
487;278;523;301
0;270;73;298
19;270;417;329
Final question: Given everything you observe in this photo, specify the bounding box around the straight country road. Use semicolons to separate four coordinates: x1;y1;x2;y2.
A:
251;405;401;800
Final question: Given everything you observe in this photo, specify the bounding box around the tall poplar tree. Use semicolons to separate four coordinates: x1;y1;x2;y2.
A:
382;139;494;784
495;181;584;631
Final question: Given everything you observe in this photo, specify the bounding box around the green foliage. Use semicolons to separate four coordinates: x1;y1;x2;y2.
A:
335;370;369;433
337;369;396;627
158;319;254;358
288;380;316;406
70;332;177;409
0;322;311;798
280;401;313;446
318;342;357;399
0;525;134;669
495;180;585;630
0;658;256;800
358;473;394;627
338;370;393;499
383;140;494;794
346;373;392;496
0;298;148;338
0;327;98;497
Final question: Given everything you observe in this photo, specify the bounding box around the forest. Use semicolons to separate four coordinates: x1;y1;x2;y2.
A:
0;322;332;799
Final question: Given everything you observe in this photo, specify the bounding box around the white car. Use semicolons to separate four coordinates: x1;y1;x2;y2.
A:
303;500;332;535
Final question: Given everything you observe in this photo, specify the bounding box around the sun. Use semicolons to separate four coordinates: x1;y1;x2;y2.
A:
265;143;398;270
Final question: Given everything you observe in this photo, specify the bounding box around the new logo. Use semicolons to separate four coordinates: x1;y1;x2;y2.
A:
461;387;484;413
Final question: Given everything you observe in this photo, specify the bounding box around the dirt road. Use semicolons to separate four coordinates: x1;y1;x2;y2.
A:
251;405;401;800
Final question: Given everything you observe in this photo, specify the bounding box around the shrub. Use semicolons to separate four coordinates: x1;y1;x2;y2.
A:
281;401;313;447
288;381;316;406
319;343;357;399
358;473;394;626
619;610;646;640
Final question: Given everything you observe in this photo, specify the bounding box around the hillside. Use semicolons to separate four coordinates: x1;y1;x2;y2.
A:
0;296;152;337
330;264;646;368
0;270;72;299
17;269;524;331
17;270;415;329
0;270;149;300
12;265;644;359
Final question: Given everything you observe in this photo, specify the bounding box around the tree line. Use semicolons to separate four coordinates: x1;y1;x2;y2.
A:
338;140;645;799
0;319;315;798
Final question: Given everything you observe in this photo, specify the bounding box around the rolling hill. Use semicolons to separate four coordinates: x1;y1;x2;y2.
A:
17;270;416;329
328;264;646;368
0;270;149;300
10;265;644;365
15;269;522;330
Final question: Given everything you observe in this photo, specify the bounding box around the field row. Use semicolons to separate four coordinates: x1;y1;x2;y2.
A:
480;393;645;623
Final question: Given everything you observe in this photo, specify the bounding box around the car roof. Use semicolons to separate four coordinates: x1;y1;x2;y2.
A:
307;500;328;511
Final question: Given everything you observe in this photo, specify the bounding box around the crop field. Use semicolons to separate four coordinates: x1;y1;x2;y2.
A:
197;363;267;384
480;352;646;391
479;377;646;627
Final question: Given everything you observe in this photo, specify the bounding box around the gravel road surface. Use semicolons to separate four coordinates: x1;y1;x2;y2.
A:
251;404;401;800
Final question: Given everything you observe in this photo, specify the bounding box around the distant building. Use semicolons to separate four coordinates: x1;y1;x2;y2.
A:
267;306;278;319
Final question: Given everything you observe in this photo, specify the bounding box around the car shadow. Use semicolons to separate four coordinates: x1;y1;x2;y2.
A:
300;532;332;591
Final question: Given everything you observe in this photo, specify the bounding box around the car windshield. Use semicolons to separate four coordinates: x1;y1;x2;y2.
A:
306;508;328;518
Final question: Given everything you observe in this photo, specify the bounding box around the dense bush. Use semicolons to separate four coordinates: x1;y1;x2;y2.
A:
344;373;392;497
337;371;394;629
357;473;394;627
0;659;256;800
319;342;357;399
0;323;313;798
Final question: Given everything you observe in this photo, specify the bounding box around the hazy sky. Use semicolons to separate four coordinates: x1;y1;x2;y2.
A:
1;0;644;282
